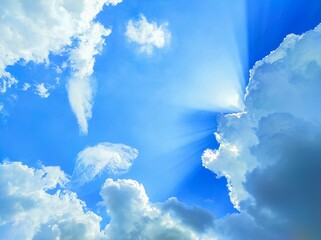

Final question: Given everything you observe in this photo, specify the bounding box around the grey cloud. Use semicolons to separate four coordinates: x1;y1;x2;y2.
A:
100;178;203;240
245;113;321;239
161;197;215;233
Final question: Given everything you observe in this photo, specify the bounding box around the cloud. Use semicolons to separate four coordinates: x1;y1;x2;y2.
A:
0;161;216;239
160;197;215;233
0;0;109;85
214;212;270;240
0;0;122;134
100;178;215;240
35;83;50;98
22;83;31;91
203;23;321;238
0;161;104;240
72;142;138;187
125;15;171;54
106;0;123;6
67;22;111;134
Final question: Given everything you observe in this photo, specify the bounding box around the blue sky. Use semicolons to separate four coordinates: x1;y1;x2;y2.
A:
2;0;321;239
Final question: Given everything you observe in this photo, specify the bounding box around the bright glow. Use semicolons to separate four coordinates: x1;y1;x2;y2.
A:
171;0;247;112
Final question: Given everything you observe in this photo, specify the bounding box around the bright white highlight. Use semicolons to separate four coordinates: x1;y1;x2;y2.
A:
169;1;247;112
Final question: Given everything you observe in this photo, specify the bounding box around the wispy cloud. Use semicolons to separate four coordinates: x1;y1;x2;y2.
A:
72;142;138;187
67;22;111;134
22;83;31;91
125;14;171;54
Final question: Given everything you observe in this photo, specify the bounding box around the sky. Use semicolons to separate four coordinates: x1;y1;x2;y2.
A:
1;0;321;239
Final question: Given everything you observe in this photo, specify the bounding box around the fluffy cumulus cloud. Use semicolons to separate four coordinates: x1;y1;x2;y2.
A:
203;23;321;239
100;178;216;240
125;14;171;54
0;161;216;240
0;0;122;134
72;142;138;187
0;161;104;240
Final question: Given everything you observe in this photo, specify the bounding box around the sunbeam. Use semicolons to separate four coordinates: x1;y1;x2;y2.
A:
168;0;248;112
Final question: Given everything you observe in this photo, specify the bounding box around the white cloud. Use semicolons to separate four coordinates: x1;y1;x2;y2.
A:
0;161;216;239
72;142;138;187
35;83;50;98
0;161;104;240
203;23;321;238
106;0;123;6
125;15;171;54
0;0;102;85
0;73;17;94
202;113;258;209
0;0;122;134
67;77;95;134
67;22;111;134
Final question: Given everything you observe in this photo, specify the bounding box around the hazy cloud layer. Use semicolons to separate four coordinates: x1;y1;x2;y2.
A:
203;23;321;238
0;0;122;134
125;14;171;54
72;142;138;187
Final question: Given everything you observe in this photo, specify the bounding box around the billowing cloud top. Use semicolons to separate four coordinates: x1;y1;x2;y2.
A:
0;0;123;134
100;178;216;240
125;14;171;54
0;162;104;240
203;23;321;239
72;142;138;187
0;161;215;240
